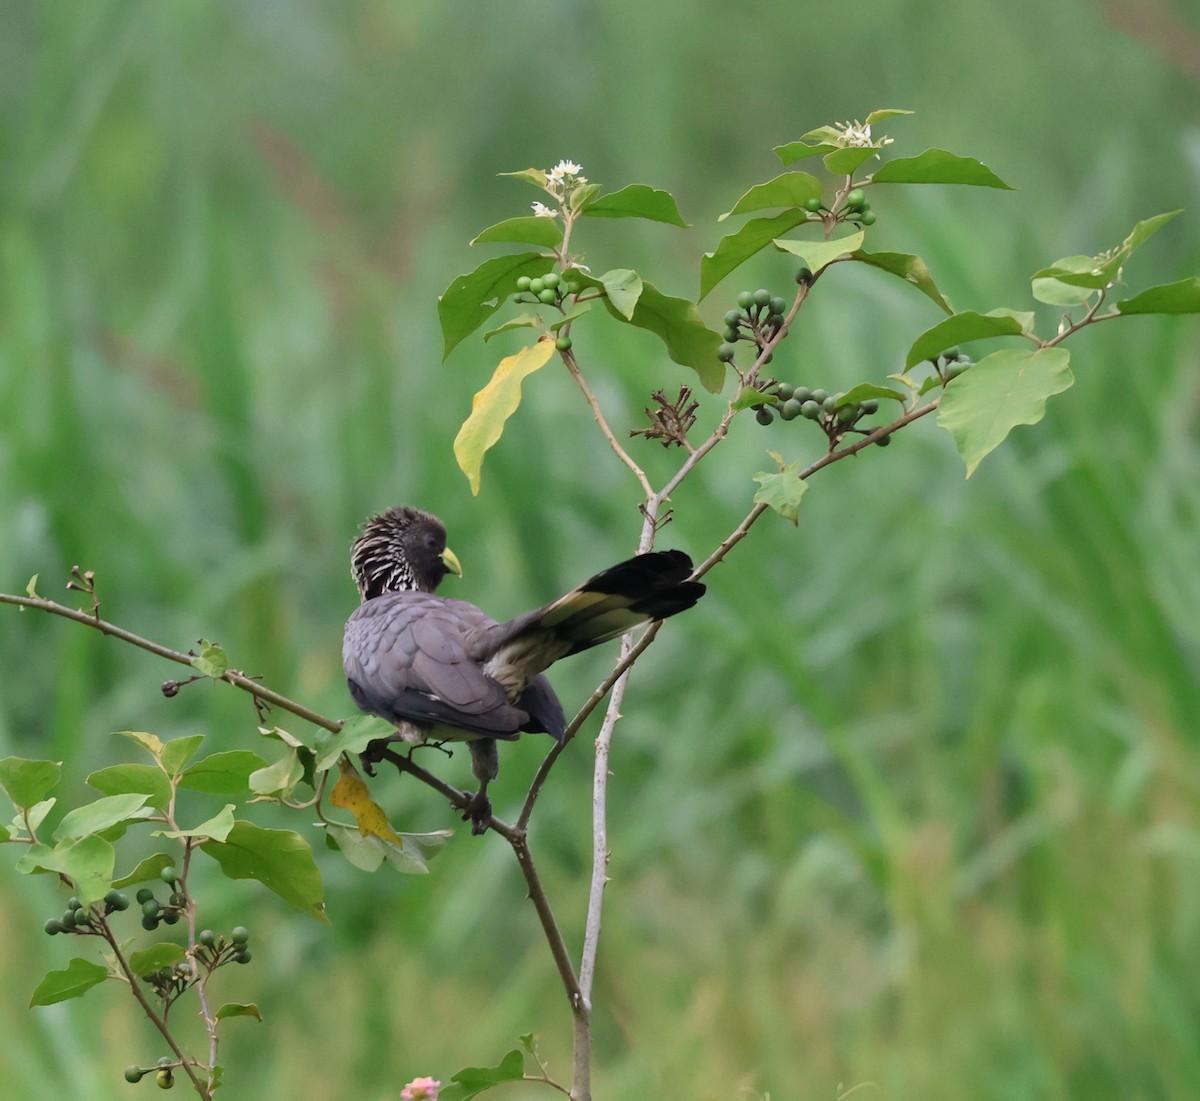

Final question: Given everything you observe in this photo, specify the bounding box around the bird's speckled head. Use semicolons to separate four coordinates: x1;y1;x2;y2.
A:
350;507;462;600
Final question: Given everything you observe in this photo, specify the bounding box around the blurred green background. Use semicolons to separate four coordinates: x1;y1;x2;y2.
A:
2;1;1199;1098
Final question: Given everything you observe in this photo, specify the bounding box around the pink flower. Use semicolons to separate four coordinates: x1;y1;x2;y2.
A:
401;1077;442;1101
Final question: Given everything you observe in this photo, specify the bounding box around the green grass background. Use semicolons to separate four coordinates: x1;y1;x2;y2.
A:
2;2;1199;1098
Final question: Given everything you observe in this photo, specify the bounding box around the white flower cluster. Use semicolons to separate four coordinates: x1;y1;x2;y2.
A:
836;121;893;149
532;160;588;217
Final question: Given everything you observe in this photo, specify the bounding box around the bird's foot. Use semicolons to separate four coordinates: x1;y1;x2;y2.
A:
463;788;493;835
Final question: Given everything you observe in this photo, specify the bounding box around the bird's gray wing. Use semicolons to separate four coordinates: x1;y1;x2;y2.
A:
343;594;529;738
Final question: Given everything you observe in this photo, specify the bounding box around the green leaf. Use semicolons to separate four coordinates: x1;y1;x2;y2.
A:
836;383;909;407
53;794;151;843
443;1050;526;1101
453;340;557;495
201;821;327;922
54;834;116;905
312;715;397;775
866;107;915;125
773;230;866;274
850;250;954;313
29;958;108;1007
113;852;175;889
179;751;269;795
604;280;725;393
699;209;809;300
160;735;206;776
325;823;451;875
905;311;1027;370
550;302;590;331
1031;262;1095;306
872;149;1014;189
498;167;548;189
1118;277;1200;315
14;841;57;875
773;139;837;165
438;252;548;361
596;268;644;320
0;758;62;808
753;451;809;525
568;181;602;213
937;347;1073;476
155;804;236;842
731;385;777;411
113;731;164;759
191;640;229;679
483;313;541;342
87;764;172;811
581;184;688;226
128;943;186;976
248;751;307;799
823;146;883;176
215;1002;262;1022
1034;212;1184;296
469;216;563;248
717;172;822;221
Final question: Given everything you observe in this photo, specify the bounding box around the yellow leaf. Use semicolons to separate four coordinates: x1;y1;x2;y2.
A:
453;339;556;495
330;759;405;847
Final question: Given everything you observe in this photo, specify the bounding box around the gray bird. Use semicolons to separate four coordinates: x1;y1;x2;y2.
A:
342;506;705;831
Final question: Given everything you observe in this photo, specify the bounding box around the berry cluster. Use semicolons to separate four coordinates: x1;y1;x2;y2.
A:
752;383;891;447
123;1057;177;1089
718;288;790;365
43;887;130;936
933;347;971;382
515;271;580;306
805;187;875;226
136;865;187;931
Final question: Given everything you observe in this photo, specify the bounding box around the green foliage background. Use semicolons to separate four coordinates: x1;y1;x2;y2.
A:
2;2;1199;1098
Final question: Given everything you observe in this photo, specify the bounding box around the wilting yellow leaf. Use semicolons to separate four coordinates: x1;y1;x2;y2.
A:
330;759;405;846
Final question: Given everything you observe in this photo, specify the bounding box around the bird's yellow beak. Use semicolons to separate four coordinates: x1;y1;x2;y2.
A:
441;547;463;578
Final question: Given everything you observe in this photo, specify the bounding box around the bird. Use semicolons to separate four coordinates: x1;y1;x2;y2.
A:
342;506;705;832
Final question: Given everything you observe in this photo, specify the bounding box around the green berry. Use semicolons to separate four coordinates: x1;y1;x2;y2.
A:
74;907;91;926
537;288;557;304
736;290;755;310
141;914;160;931
67;896;81;912
943;346;963;361
723;309;742;327
810;388;828;404
875;433;892;447
45;918;63;935
772;382;794;401
234;948;253;964
199;929;217;948
795;266;812;285
159;866;178;886
515;276;532;292
528;277;545;296
754;407;773;426
555;335;572;351
804;197;822;212
760;351;773;365
156;1068;174;1090
845;188;865;209
124;1066;144;1084
136;888;154;905
860;211;876;226
944;361;967;380
162;909;181;926
105;890;130;912
142;899;160;918
800;400;822;420
717;343;737;362
821;396;837;414
60;909;77;930
836;403;860;424
861;398;879;414
752;288;771;309
723;327;741;343
542;271;560;289
793;386;812;403
779;398;803;421
230;926;249;945
768;296;788;318
564;281;580;295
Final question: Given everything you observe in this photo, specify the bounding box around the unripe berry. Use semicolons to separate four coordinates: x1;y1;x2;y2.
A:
555;335;572;351
717;343;737;362
736;291;755;310
515;276;532;292
230;926;250;945
793;386;813;403
142;899;161;918
156;1068;174;1090
821;396;837;414
804;197;822;212
142;915;160;931
752;288;772;308
159;866;178;886
723;327;741;343
161;909;181;926
44;919;63;935
541;271;560;289
836;403;860;424
810;388;828;404
795;267;812;285
779;398;803;421
74;907;91;926
845;188;866;209
772;382;794;401
136;888;155;905
723;309;742;327
800;400;822;420
537;288;557;304
199;929;217;948
860;211;877;226
528;277;545;295
124;1066;144;1084
861;398;879;414
234;948;253;964
768;296;788;318
875;433;892;447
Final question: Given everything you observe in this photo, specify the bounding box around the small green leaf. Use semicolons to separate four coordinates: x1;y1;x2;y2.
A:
717;172;822;221
113;731;164;759
215;1002;262;1022
872;149;1014;189
773;139;837;165
550;302;591;332
699;209;809;300
30;957;108;1007
0;758;62;808
444;1050;526;1101
160;735;206;776
53;794;151;843
568;181;603;213
498;167;549;188
850;250;954;313
731;386;776;411
179;751;269;795
129;943;186;976
14;841;57;875
836;383;909;407
113;852;175;889
248;751;306;799
753;451;809;525
865;107;915;126
937;346;1073;476
1117;277;1200;315
470;216;563;248
773;230;866;274
483;313;542;342
453;340;557;495
154;804;236;843
312;715;397;775
191;640;229;679
905;311;1027;370
596;268;644;320
54;834;116;905
87;764;172;811
25;574;39;598
1031;263;1095;306
581;184;688;226
201;821;327;922
823;146;883;176
438;252;549;361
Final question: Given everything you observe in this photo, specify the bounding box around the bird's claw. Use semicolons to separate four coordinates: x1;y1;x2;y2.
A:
464;789;493;835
